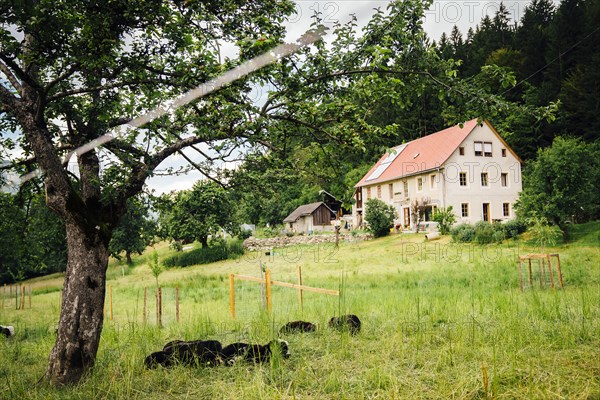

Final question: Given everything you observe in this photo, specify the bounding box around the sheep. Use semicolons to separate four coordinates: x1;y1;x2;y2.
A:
279;320;317;334
0;325;14;338
328;314;361;335
220;339;290;365
144;351;174;369
145;339;223;368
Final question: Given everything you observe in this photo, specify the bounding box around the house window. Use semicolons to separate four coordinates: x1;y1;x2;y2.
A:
459;172;467;187
377;185;382;199
417;177;423;191
366;187;371;199
481;172;489;187
484;142;492;157
430;174;437;190
474;141;492;157
461;203;469;217
503;203;510;217
388;183;394;199
501;173;508;187
501;148;507;157
403;181;408;196
459;147;465;155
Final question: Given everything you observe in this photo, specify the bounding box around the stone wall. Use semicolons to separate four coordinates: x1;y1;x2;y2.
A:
243;233;373;251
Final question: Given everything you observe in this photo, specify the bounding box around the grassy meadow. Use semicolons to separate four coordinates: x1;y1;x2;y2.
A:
0;223;599;399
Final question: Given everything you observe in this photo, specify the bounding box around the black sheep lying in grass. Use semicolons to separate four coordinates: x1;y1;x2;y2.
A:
144;339;223;368
0;325;14;337
328;314;361;335
220;340;290;365
145;339;290;368
279;320;317;334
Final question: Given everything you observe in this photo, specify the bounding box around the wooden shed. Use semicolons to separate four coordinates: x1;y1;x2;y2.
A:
283;202;335;233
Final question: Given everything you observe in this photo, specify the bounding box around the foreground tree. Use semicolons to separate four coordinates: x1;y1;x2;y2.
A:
0;0;294;385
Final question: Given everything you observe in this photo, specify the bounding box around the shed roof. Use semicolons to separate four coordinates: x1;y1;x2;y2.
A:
283;202;333;223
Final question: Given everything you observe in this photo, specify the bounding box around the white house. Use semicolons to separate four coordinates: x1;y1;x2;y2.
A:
352;119;522;229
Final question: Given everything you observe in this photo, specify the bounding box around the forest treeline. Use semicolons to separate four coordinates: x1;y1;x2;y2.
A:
1;0;598;283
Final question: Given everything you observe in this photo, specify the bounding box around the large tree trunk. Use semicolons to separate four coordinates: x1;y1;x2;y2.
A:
46;220;110;385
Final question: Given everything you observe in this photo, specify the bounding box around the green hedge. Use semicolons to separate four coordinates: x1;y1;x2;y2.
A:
163;240;244;268
451;220;526;243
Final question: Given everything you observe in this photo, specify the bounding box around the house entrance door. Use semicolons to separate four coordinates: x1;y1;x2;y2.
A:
403;208;410;227
483;203;490;222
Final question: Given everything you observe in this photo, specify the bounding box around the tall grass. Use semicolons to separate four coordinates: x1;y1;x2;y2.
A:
0;224;599;398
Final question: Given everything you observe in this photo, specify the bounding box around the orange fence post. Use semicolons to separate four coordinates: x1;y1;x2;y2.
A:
109;285;113;320
297;265;304;311
229;274;235;319
176;286;180;323
265;269;272;314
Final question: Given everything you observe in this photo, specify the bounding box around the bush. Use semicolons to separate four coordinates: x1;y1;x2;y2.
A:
163;239;244;268
262;226;279;238
432;206;456;235
238;229;253;240
502;219;527;239
451;223;476;242
473;221;495;244
365;198;398;238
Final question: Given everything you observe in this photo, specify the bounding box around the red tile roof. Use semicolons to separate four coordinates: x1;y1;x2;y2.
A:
356;119;480;187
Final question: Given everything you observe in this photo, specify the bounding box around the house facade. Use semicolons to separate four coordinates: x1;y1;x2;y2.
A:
353;119;522;229
284;202;336;233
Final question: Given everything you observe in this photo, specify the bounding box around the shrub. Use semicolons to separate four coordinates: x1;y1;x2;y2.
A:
474;221;495;244
492;230;505;244
262;226;279;238
527;217;563;252
163;239;244;268
238;229;253;240
432;206;456;235
502;219;527;239
365;198;398;238
451;223;476;242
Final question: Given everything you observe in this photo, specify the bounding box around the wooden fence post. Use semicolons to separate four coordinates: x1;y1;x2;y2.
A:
21;285;25;310
265;269;272;314
158;287;162;328
143;287;147;323
297;265;303;311
176;286;180;323
29;285;32;309
229;274;235;319
109;285;113;320
15;284;19;310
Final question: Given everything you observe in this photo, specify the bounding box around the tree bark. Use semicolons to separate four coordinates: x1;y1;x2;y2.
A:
126;251;132;265
200;236;208;248
46;219;110;385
